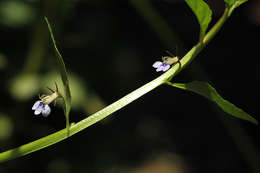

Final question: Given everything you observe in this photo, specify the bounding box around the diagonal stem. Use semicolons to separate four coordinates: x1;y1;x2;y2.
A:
0;7;231;163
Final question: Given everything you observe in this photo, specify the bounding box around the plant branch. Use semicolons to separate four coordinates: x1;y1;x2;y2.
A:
0;7;231;163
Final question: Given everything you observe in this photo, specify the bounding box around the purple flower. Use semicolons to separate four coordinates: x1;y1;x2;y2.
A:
32;100;51;117
152;61;171;72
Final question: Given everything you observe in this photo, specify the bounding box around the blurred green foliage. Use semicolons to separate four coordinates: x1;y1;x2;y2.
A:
0;113;13;140
9;74;40;100
0;53;7;69
0;0;259;172
0;1;35;27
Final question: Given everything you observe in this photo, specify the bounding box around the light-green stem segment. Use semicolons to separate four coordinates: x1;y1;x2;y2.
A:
0;8;229;163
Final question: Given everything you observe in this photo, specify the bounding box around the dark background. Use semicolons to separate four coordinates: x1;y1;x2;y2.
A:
0;0;259;172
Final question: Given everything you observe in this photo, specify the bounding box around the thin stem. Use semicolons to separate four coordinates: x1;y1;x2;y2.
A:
203;8;229;45
0;8;231;163
0;72;166;162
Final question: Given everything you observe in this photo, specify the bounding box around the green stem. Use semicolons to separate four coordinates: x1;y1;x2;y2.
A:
203;8;229;45
0;8;231;163
0;71;166;162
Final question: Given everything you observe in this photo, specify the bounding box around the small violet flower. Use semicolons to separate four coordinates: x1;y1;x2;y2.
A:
153;54;179;72
32;83;60;117
152;61;170;72
32;100;51;117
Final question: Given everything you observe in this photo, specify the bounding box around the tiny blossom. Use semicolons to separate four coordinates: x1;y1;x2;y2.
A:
32;83;60;117
32;100;51;117
152;61;171;72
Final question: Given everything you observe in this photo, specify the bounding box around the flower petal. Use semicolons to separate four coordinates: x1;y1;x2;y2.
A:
42;105;51;117
32;100;41;110
156;65;164;72
34;106;43;115
152;61;163;68
162;64;170;71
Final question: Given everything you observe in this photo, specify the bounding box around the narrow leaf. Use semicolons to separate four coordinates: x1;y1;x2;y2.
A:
167;81;258;124
184;0;212;41
45;17;72;133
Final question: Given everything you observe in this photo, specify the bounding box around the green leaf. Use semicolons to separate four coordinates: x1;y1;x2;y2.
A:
184;0;212;41
224;0;248;17
45;17;72;134
167;81;258;124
